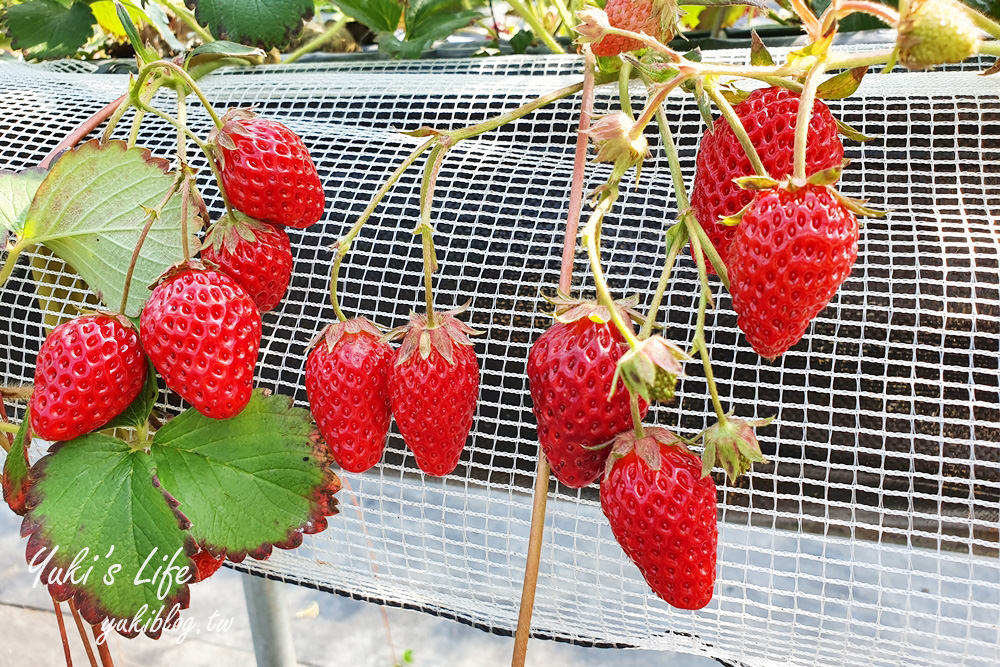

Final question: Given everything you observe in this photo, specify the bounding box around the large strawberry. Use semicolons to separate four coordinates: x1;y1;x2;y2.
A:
30;314;146;441
591;0;676;57
140;266;261;419
389;308;479;477
690;87;843;273
201;213;293;313
601;427;718;610
729;184;858;358
527;297;648;488
306;318;396;473
212;109;325;229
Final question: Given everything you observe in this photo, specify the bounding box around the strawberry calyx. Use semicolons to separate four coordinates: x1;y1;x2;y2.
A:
729;173;884;224
603;427;693;479
147;258;209;289
201;211;273;255
545;292;644;328
207;107;258;169
611;335;688;402
386;304;482;366
699;415;772;482
308;317;383;353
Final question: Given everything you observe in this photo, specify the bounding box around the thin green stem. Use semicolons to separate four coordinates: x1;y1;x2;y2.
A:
639;223;687;339
792;57;827;182
977;40;1000;56
0;241;26;288
417;144;450;327
685;215;728;424
119;176;183;314
648;87;689;210
507;0;565;53
154;0;214;42
134;60;223;128
0;422;19;434
630;74;687;140
176;86;192;262
127;110;145;148
100;95;133;143
689;216;731;289
825;48;895;71
549;0;575;36
630;393;645;439
969;10;1000;38
619;62;635;120
283;16;351;64
582;188;640;348
705;85;767;177
330;138;436;321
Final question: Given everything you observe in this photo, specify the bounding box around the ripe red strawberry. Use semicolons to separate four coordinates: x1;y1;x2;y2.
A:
527;298;648;488
601;427;718;610
140;267;261;419
201;213;293;313
591;0;672;57
212;109;325;229
30;314;146;441
690;87;843;273
389;308;479;476
729;184;858;358
306;319;396;473
190;550;225;582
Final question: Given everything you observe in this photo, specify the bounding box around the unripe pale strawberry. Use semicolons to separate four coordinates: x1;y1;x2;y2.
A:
898;0;980;70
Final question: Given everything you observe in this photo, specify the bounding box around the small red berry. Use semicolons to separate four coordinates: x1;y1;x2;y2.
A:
213;109;325;229
389;309;479;477
30;315;146;441
306;319;395;473
201;214;293;313
140;267;261;419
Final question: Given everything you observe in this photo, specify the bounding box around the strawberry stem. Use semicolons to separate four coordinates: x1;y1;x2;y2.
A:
512;48;597;667
824;0;899;28
36;93;126;168
417;143;449;327
705;85;768;178
582;187;640;348
68;599;99;667
0;239;27;290
0;421;19;435
640;222;687;340
119;175;183;314
619;61;635;120
630;393;646;439
330;137;436;321
789;0;823;39
133;60;224;129
91;624;115;667
685;215;729;425
792;57;828;182
52;597;73;667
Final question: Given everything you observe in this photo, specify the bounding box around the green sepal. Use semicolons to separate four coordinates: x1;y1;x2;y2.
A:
805;165;843;186
114;1;157;65
750;30;774;66
835;118;874;142
184;41;267;70
815;66;868;100
733;175;779;190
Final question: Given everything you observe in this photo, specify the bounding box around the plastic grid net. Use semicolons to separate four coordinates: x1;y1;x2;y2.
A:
1;50;999;666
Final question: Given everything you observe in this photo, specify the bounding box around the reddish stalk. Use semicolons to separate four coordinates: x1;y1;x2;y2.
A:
52;597;73;667
510;46;598;667
90;624;114;667
39;95;127;169
68;600;99;667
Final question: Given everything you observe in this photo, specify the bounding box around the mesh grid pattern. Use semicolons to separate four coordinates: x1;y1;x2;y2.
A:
1;51;998;666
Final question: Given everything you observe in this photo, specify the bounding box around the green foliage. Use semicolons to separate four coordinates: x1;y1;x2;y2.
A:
25;434;193;632
188;0;315;49
3;0;95;60
2;413;31;516
19;140;202;317
150;391;333;556
0;168;46;236
333;0;481;59
103;358;158;431
184;40;267;69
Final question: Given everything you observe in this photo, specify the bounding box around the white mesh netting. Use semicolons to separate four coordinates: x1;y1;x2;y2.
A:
1;49;999;666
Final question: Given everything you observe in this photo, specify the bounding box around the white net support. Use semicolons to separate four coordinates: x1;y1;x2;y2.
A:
0;49;998;666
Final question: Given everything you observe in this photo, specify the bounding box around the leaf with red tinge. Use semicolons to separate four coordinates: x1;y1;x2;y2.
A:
21;434;195;638
150;391;340;564
816;67;869;100
2;413;31;516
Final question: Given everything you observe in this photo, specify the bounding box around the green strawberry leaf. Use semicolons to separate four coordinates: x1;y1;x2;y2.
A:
0;168;47;236
23;434;195;637
509;29;533;54
103;358;158;431
151;391;340;561
184;40;266;70
3;0;96;60
2;414;31;516
331;0;403;33
405;1;480;44
18;139;203;318
188;0;314;49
